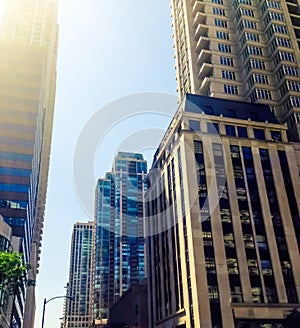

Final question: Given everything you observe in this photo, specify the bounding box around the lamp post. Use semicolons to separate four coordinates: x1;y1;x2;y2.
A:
41;295;73;328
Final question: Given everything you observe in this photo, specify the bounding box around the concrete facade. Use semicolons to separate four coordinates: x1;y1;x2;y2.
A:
171;0;300;140
146;94;300;328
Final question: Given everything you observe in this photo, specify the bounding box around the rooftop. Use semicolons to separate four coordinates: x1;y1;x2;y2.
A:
185;93;280;124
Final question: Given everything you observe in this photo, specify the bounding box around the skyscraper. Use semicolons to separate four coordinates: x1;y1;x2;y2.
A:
64;222;94;328
0;0;58;326
146;93;300;328
171;0;300;140
92;152;147;324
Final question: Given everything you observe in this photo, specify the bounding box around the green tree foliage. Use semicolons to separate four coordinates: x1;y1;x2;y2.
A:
0;251;27;295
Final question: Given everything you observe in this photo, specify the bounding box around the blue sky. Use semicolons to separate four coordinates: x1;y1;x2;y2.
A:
0;0;177;327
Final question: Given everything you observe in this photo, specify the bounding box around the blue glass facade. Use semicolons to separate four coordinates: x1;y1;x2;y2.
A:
93;152;147;321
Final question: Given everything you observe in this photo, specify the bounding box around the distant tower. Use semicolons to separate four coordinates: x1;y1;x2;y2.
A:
65;222;94;328
171;0;300;140
92;152;147;323
0;0;58;326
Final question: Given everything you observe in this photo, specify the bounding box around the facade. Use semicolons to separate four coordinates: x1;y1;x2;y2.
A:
108;279;148;328
64;222;94;328
146;94;300;328
0;0;58;326
0;216;13;328
92;152;147;324
171;0;300;140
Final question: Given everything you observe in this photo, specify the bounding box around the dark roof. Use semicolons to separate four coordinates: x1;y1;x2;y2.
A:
185;93;280;124
116;152;144;160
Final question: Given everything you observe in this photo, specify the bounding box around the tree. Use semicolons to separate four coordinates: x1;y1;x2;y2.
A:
0;252;27;296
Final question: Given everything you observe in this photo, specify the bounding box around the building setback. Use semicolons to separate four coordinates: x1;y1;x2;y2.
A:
108;279;148;328
171;0;300;140
64;222;94;328
0;0;58;326
92;152;147;325
146;94;300;328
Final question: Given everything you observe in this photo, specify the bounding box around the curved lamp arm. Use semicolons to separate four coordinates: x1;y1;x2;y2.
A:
41;295;73;328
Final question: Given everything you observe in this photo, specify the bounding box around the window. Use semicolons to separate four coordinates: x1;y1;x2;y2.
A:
240;7;254;17
224;84;238;95
216;30;229;40
257;235;268;250
290;96;300;107
218;43;231;53
227;258;238;274
207;122;219;134
269;11;284;22
275;37;292;48
271;130;282;141
225;125;236;136
238;126;248;137
208;286;219;300
189;120;201;132
213;7;225;16
250;59;266;69
247;45;263;56
254;128;265;140
222;70;236;80
283;65;298;76
245;32;260;42
212;0;223;4
287;81;300;91
215;19;228;28
220;56;234;66
279;51;295;62
256;88;272;99
243;20;257;29
271;24;288;35
266;0;281;9
248;259;259;275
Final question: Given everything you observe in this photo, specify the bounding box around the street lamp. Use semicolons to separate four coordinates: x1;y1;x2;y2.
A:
41;295;73;328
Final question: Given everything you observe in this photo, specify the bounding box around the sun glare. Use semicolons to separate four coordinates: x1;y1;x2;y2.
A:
0;0;6;24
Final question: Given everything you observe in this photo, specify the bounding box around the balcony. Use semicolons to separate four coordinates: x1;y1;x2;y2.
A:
195;36;210;53
199;76;211;93
197;63;213;80
193;11;206;27
192;0;205;16
197;49;211;66
194;23;208;40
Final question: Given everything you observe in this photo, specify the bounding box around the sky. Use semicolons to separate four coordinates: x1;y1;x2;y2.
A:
0;0;177;327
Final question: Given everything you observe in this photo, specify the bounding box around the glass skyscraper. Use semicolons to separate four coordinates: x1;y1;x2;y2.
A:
92;152;147;324
171;0;300;140
0;0;58;326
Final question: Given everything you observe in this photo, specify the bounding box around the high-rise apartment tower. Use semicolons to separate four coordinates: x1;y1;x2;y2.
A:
64;222;94;328
0;0;58;326
92;152;147;324
171;0;300;140
146;94;300;328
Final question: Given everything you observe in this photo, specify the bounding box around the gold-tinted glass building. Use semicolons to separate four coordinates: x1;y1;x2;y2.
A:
171;0;300;140
0;0;58;326
146;94;300;328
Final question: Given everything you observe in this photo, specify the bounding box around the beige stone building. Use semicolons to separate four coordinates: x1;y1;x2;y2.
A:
146;94;300;328
171;0;300;140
